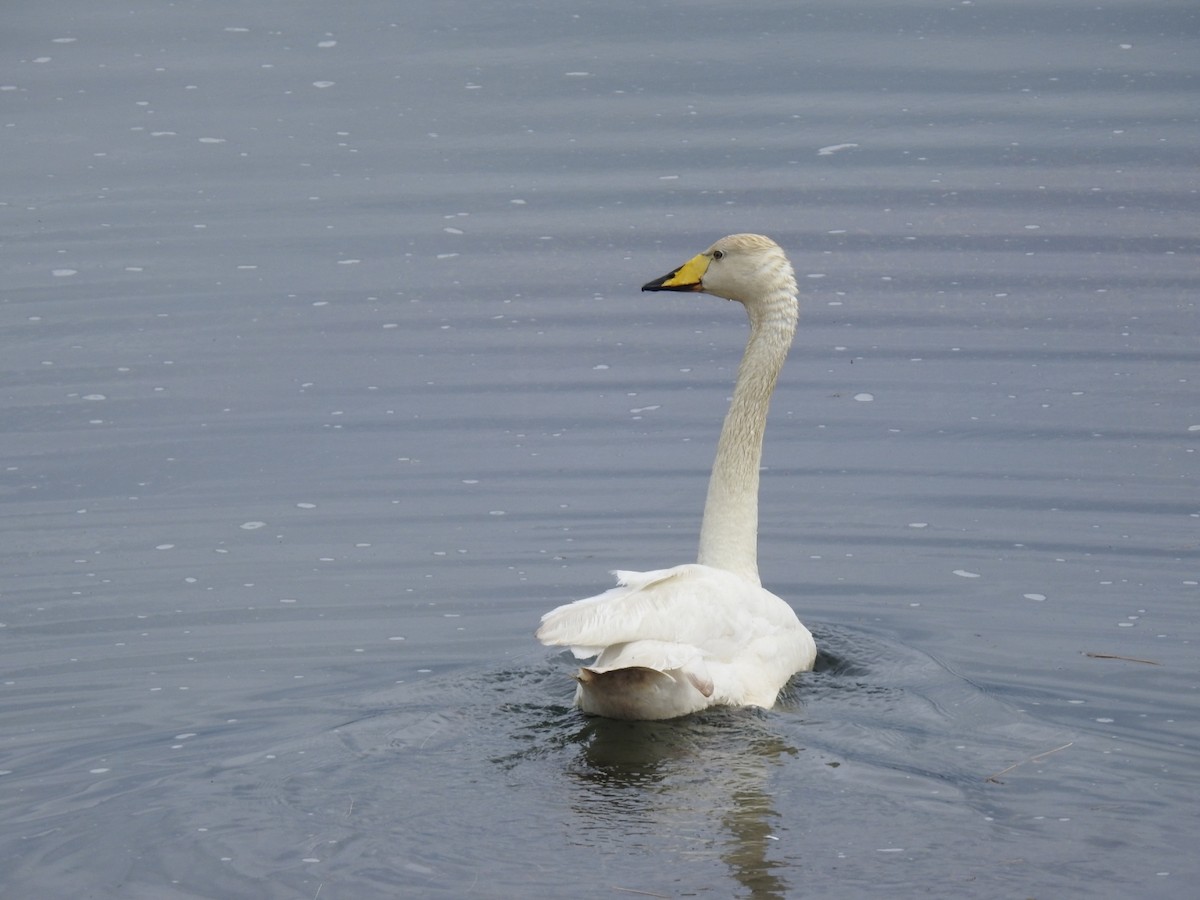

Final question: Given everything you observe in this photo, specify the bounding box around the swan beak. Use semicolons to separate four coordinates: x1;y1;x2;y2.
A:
641;253;709;292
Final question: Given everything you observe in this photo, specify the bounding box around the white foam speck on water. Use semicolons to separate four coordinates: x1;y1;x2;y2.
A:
818;142;859;155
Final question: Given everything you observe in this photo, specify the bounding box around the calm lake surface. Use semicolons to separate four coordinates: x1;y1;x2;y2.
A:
3;1;1198;897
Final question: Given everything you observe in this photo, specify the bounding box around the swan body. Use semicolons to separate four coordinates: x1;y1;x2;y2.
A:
537;234;816;720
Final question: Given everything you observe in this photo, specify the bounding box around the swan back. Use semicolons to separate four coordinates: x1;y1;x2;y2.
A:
537;564;816;719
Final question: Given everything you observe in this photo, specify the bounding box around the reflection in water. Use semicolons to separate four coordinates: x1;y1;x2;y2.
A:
484;638;934;897
563;711;800;899
354;630;1090;896
172;630;1105;898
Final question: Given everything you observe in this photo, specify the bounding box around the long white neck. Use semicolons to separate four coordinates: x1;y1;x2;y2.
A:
696;286;798;585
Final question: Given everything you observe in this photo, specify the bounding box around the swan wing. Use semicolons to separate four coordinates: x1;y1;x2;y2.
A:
536;563;796;659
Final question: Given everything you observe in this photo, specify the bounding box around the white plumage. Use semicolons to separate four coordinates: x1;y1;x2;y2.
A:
537;234;816;720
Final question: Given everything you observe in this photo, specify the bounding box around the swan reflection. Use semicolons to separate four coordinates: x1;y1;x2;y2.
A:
563;709;800;899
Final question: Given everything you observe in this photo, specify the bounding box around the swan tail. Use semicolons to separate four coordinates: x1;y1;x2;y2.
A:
567;640;716;719
577;665;713;698
572;664;714;720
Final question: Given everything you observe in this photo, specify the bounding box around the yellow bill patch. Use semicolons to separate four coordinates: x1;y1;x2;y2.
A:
660;253;710;288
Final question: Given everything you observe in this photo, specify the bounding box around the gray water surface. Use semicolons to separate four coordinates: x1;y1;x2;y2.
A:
3;1;1198;897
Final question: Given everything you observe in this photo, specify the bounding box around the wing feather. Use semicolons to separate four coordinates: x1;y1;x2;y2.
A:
536;563;796;660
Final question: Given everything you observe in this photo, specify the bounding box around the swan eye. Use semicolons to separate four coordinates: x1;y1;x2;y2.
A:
711;250;725;261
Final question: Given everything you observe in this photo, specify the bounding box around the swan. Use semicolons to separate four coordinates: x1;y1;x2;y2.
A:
536;233;816;720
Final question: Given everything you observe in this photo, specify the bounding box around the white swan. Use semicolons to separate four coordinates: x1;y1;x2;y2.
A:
536;234;816;720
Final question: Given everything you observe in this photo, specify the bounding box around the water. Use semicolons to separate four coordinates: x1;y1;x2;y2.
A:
3;1;1198;896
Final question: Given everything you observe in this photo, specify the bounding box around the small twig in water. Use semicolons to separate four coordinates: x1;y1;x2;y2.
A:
346;797;354;817
985;741;1074;784
420;723;443;750
1083;651;1160;665
612;888;672;899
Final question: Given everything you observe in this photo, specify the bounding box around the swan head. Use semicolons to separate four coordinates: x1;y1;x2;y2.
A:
641;233;795;306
